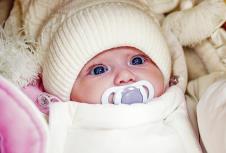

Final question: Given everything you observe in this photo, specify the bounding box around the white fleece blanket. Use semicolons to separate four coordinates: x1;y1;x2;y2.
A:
197;79;226;153
48;86;202;153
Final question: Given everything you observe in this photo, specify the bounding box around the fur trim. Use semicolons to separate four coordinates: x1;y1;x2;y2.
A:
0;27;43;87
163;0;226;46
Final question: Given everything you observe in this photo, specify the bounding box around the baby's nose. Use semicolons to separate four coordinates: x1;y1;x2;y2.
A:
114;69;136;85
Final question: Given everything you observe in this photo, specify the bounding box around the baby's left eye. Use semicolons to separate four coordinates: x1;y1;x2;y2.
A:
130;55;145;65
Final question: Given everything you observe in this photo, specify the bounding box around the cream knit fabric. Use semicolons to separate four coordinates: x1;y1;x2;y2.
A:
41;0;171;101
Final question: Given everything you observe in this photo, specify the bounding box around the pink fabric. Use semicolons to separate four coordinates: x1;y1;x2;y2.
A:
22;79;45;103
0;76;48;153
22;78;60;115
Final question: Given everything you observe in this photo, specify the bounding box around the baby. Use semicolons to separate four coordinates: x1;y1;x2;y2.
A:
39;0;202;153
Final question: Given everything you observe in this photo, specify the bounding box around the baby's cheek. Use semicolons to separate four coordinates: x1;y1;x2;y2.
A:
87;86;104;104
155;86;164;97
70;91;80;102
148;76;164;98
70;84;87;102
72;83;103;103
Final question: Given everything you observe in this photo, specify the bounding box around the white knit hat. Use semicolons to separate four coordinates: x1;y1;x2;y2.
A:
40;0;171;101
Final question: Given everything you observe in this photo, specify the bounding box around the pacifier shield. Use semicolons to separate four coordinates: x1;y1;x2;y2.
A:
101;80;155;104
121;87;143;104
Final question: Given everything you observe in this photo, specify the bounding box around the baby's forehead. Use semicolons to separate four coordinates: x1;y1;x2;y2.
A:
91;46;147;61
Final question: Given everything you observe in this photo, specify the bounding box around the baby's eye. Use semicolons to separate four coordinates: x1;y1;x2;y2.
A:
90;64;109;75
130;55;145;65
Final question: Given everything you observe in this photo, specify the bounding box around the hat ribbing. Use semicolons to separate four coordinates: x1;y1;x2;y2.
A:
41;0;171;101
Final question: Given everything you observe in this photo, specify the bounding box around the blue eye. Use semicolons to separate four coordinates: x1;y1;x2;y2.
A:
130;55;145;65
90;65;108;75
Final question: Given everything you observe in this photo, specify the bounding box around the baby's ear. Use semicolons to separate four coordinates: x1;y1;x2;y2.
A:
163;0;226;46
169;75;179;87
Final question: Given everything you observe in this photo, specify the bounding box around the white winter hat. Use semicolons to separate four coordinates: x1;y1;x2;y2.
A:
41;0;171;101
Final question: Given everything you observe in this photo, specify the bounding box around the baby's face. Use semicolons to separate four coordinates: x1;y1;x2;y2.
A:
71;47;164;104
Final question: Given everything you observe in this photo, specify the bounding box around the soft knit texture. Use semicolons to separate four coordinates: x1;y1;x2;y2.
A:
41;0;171;101
48;86;202;153
163;0;226;46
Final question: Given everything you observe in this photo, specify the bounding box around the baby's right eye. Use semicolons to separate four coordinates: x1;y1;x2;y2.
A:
90;64;109;75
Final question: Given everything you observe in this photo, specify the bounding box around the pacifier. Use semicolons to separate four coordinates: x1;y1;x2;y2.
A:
101;80;155;104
